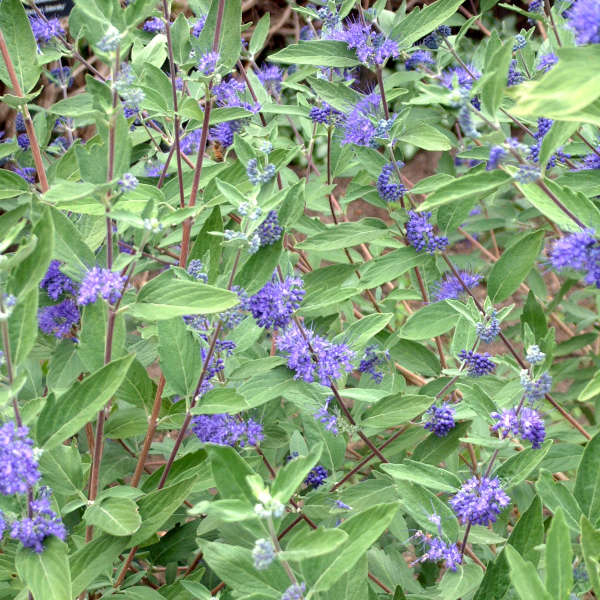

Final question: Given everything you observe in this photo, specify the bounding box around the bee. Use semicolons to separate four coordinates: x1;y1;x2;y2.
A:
210;140;224;162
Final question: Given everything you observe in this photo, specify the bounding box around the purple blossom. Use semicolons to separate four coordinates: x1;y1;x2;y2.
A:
305;465;328;488
412;531;462;571
276;325;355;386
15;113;25;132
432;271;482;301
309;103;343;125
10;489;66;553
40;260;77;301
575;148;600;170
248;275;305;330
282;583;306;600
536;52;559;72
476;311;501;343
314;401;339;435
198;51;219;76
549;229;600;287
252;538;275;570
0;422;40;495
256;64;283;95
519;406;546;449
38;299;80;338
145;162;164;177
440;65;480;91
377;162;406;203
340;92;386;147
188;259;208;283
567;0;600;45
14;167;36;183
458;350;496;377
49;66;73;87
406;211;449;254
191;413;264;447
180;128;204;155
339;19;399;65
257;211;283;247
191;15;207;38
487;145;507;171
77;266;126;305
521;370;553;401
358;345;388;383
422;25;451;49
449;476;510;526
143;17;165;34
17;134;30;150
405;49;435;70
118;172;138;192
28;16;64;44
424;403;456;437
209;121;240;148
247;158;276;185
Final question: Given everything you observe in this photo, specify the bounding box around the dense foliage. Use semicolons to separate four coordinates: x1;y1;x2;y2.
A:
1;0;600;598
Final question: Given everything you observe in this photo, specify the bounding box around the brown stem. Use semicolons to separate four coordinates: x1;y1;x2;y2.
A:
543;0;562;47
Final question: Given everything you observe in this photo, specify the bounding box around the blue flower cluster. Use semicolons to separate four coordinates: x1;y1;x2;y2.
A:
304;465;328;488
257;64;283;95
314;401;339;435
249;275;305;330
77;266;127;305
358;345;388;383
549;229;600;287
432;271;482;301
247;158;276;185
424;403;456;437
520;370;552;402
143;17;165;34
334;19;399;66
276;325;355;386
405;49;435;71
252;538;275;570
376;162;406;203
28;15;64;45
257;211;283;247
476;311;501;343
449;476;510;525
406;211;448;254
412;531;462;571
458;350;496;377
281;583;306;600
491;406;546;449
40;260;77;301
567;0;600;45
309;103;343;125
38;261;80;339
191;413;264;447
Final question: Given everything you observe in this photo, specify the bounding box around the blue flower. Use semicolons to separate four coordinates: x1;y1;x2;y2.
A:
198;51;219;76
249;275;305;330
38;299;80;338
549;229;600;287
377;162;405;203
0;422;40;495
491;406;546;449
276;325;355;386
449;476;510;525
458;350;496;376
536;52;558;72
247;158;276;185
191;15;206;38
188;259;208;283
143;17;165;34
191;413;264;447
257;211;283;247
28;16;64;45
11;489;66;553
252;539;275;570
77;266;127;305
281;583;306;600
257;64;283;95
412;531;462;571
358;345;388;383
40;260;77;301
424;403;456;437
309;103;343;125
340;19;399;65
314;401;339;435
406;211;448;254
520;370;552;401
432;271;482;301
476;311;501;343
405;50;435;70
487;146;507;171
567;0;600;45
305;465;328;488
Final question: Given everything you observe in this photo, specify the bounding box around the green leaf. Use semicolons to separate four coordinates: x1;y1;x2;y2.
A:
333;313;392;352
84;497;142;536
418;170;511;211
400;302;458;339
207;445;256;503
311;503;399;592
234;239;283;295
39;445;83;497
581;515;600;598
361;394;433;430
398;122;452;151
249;13;270;55
131;475;198;546
511;46;600;122
492;440;552;488
412;421;471;465
438;564;484;600
0;0;41;93
37;354;134;449
171;13;191;64
297;220;388;251
382;460;461;493
505;545;552;600
575;431;600;526
480;39;513;117
394;479;459;540
159;318;203;398
487;230;544;302
545;508;573;600
196;0;241;72
16;538;71;600
535;470;583;532
70;534;127;596
117;587;166;599
272;443;323;502
269;40;361;67
0;169;29;199
281;527;348;561
188;205;223;284
7;288;38;367
521;290;547;341
131;271;239;320
539;121;579;169
358;246;427;290
391;0;465;47
192;387;263;414
579;371;600;402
